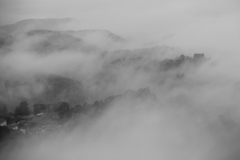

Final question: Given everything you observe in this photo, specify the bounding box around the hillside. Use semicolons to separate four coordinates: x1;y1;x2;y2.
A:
0;18;76;35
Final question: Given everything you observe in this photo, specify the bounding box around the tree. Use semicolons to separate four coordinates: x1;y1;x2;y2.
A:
0;101;8;117
14;101;30;117
33;103;49;115
55;102;70;118
74;104;88;114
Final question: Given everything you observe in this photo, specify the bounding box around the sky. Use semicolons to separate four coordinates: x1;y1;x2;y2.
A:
0;0;240;53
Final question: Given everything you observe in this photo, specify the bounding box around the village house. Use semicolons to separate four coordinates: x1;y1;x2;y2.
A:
194;53;205;59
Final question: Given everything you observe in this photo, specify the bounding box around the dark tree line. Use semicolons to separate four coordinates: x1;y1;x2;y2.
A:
14;101;30;117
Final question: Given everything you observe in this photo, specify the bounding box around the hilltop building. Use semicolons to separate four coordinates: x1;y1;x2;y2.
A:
194;53;205;59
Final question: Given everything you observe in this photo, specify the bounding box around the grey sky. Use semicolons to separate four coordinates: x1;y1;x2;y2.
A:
0;0;240;52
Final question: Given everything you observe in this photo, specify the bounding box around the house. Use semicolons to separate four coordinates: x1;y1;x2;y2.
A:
194;53;205;59
37;113;44;116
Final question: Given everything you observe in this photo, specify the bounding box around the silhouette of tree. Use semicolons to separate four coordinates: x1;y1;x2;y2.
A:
33;104;49;115
0;101;8;117
55;102;70;118
14;101;30;117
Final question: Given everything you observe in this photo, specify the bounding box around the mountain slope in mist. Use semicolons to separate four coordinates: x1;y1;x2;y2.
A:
1;18;207;109
1;17;240;160
0;18;76;35
0;19;127;54
24;29;126;53
0;30;126;55
23;30;96;54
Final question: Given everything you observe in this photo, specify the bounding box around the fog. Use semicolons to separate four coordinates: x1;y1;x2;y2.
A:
1;0;240;52
0;0;240;160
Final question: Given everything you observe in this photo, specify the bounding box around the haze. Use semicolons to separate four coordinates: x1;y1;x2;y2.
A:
1;0;240;53
0;1;240;160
